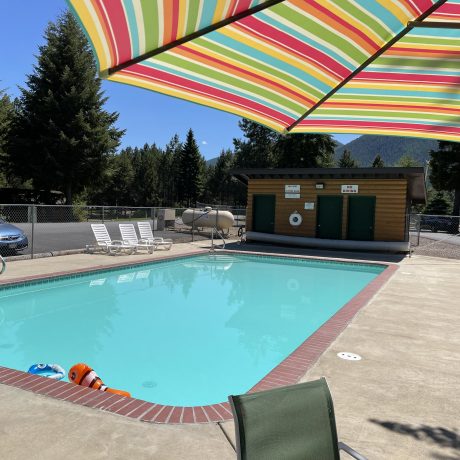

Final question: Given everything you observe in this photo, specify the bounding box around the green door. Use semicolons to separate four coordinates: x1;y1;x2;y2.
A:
348;196;376;241
316;196;343;239
252;195;275;233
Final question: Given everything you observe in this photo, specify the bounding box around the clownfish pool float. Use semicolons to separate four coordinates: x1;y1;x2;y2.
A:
68;363;131;397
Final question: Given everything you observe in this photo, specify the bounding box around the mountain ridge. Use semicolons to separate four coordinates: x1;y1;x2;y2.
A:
205;135;438;167
334;135;437;166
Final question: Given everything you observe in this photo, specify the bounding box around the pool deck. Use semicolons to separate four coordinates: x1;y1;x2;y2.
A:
1;242;459;459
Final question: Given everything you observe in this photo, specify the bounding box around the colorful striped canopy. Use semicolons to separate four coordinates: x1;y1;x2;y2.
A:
68;0;460;141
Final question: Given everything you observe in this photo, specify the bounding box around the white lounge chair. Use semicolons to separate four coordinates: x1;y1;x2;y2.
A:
90;224;136;255
137;221;173;250
119;223;156;254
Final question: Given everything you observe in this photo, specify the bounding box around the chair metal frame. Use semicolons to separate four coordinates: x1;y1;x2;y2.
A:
228;378;368;460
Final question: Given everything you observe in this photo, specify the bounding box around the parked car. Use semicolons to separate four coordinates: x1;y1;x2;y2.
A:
0;218;29;253
420;215;459;233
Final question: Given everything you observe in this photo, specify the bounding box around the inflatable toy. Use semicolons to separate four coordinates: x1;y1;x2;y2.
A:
28;363;66;380
68;363;130;397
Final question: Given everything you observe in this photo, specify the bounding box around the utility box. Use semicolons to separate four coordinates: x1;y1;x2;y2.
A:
157;209;176;230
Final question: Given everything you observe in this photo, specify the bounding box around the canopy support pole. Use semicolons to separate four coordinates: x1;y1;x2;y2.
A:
286;0;448;133
409;21;460;29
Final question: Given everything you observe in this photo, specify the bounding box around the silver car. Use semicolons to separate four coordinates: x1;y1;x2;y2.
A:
0;218;28;253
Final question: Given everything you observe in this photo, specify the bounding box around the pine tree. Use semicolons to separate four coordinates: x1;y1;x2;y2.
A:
338;149;358;168
233;119;278;168
110;149;135;206
178;129;205;207
130;143;160;206
207;149;234;204
424;191;452;215
0;90;15;187
7;11;124;204
430;141;460;216
158;134;182;206
0;90;14;156
275;133;336;168
394;154;420;167
372;154;384;168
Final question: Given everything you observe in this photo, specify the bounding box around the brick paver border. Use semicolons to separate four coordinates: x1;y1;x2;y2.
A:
0;250;398;423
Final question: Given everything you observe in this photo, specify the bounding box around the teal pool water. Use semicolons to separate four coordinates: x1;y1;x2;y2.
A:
0;254;384;406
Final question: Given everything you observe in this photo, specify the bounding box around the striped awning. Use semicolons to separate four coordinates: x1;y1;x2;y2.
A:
68;0;460;141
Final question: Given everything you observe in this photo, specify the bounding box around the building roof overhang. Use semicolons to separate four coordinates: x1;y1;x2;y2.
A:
231;167;426;203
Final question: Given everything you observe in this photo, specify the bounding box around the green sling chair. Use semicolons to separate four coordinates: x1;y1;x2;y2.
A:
228;378;367;460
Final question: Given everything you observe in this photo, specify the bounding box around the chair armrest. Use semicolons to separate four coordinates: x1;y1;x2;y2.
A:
338;442;368;460
114;239;136;246
138;238;152;245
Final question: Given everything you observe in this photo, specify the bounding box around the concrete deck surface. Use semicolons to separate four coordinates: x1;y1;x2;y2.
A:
1;244;459;459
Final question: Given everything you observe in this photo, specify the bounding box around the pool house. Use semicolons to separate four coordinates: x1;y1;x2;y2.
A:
232;167;426;252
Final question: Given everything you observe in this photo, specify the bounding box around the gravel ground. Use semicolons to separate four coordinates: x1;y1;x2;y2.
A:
410;235;460;259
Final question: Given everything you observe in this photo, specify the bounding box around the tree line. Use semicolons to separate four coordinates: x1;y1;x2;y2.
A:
0;10;459;215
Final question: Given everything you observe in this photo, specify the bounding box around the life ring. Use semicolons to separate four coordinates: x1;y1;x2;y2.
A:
289;212;303;227
28;363;66;380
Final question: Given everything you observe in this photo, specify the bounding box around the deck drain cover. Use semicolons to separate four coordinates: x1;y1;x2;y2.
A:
337;352;362;361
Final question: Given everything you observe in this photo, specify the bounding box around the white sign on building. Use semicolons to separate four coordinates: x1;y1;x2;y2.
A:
285;184;300;193
285;193;300;199
341;184;359;194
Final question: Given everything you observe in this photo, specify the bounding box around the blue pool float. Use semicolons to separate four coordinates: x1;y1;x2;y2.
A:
28;363;66;380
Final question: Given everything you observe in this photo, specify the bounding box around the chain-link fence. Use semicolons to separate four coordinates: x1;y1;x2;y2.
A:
410;213;460;259
0;204;246;259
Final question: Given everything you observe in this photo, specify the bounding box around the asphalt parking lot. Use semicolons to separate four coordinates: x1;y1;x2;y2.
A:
4;222;214;257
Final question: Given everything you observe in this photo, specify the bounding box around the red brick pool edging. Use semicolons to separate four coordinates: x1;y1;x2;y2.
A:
0;251;398;424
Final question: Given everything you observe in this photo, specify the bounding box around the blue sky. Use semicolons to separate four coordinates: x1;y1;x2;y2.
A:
1;1;359;160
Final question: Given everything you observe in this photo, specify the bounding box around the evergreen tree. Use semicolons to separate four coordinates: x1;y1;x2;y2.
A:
372;154;384;168
178;129;204;207
0;91;14;157
207;149;236;204
430;141;460;216
7;11;124;203
394;154;420;167
233;119;278;168
275;133;335;168
424;191;452;215
338;149;358;168
110;149;135;206
0;90;15;187
157;134;182;206
131;143;160;206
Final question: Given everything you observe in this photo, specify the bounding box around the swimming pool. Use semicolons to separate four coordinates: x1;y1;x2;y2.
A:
0;254;385;406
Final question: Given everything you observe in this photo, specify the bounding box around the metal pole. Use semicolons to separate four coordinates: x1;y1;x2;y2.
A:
417;214;421;246
102;206;105;223
192;209;195;242
31;205;35;260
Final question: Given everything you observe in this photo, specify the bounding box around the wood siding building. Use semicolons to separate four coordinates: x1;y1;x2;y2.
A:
232;168;426;251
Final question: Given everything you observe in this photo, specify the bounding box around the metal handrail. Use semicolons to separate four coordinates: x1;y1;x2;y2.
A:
210;227;226;251
0;255;5;275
